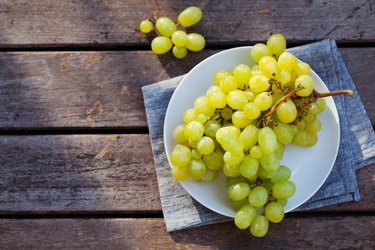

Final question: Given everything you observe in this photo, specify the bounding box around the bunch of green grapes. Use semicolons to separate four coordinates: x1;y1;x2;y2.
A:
139;5;205;58
170;33;353;237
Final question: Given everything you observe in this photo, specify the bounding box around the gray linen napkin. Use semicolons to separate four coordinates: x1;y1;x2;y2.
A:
142;40;375;232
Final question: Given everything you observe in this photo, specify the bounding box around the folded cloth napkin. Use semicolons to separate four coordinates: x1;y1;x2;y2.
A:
142;39;375;232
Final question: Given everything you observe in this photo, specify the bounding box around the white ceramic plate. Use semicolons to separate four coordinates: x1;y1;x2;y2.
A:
163;47;340;218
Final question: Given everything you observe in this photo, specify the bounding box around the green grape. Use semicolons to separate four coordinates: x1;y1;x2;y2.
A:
248;186;268;208
290;124;298;135
170;144;191;167
250;215;269;238
203;149;224;170
276;99;297;123
191;148;202;159
223;163;241;177
276;68;292;86
254;92;273;111
303;112;316;124
213;70;229;86
290;70;297;84
248;74;271;93
243;102;261;120
228;182;251;201
172;46;187;59
250;145;263;159
183;108;197;124
231;198;250;211
278;52;297;71
201;168;218;182
178;6;202;27
273;122;294;144
188;139;198;148
197;136;215;155
262;179;274;192
216;126;241;143
259;56;280;78
258;127;277;154
277;199;288;207
239;125;259;150
274;141;285;159
206;85;221;95
184;121;204;141
173;124;187;143
293;129;309;146
251;64;262;75
232;111;252;128
272;181;296;199
267;33;286;57
220;75;237;93
204;120;221;138
207;89;227;109
295;75;314;97
227;90;249;110
221;106;234;120
294;61;311;76
259;151;280;172
226;176;248;187
265;202;285;223
270;165;292;183
316;98;327;113
187;159;206;180
151;36;173;54
306;118;321;133
139;19;153;33
224;151;245;166
294;118;306;130
240;155;259;179
194;96;216;116
155;17;177;37
197;113;208;124
234;204;257;229
221;135;244;153
250;43;272;63
244;89;256;102
171;165;190;181
186;33;205;52
171;30;188;47
233;64;252;89
306;131;318;146
309;103;319;114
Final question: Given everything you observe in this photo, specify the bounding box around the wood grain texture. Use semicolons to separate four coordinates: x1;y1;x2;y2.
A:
0;135;373;213
0;134;161;213
0;48;374;129
0;0;374;47
0;217;374;249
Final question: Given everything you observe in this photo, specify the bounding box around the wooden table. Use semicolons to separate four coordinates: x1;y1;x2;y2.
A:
0;0;374;248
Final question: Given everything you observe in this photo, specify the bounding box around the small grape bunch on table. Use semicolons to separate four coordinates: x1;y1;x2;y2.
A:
139;4;204;59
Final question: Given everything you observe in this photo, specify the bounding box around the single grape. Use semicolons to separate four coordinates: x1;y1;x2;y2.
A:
155;17;177;37
223;163;241;177
276;68;292;86
293;129;310;146
273;122;294;144
178;6;202;27
194;96;216;116
197;136;215;155
244;89;256;102
173;124;187;143
188;139;198;148
272;181;296;199
170;144;191;167
251;43;272;63
191;148;202;160
224;151;245;166
267;33;286;57
254;92;273;111
258;127;277;154
182;108;197;124
295;75;314;97
184;121;204;141
232;111;252;128
294;61;311;76
278;52;297;71
234;204;257;229
276;99;297;123
221;106;234;120
186;33;205;52
250;215;269;238
197;113;208;124
201;168;218;182
259;56;280;78
239;125;259;150
228;182;251;201
206;85;221;95
240;155;259;179
203;149;224;170
243;102;261;120
259;151;280;172
151;36;173;54
220;135;244;153
306;131;318;146
187;159;206;180
216;126;241;143
265;202;285;223
249;74;271;93
248;186;268;208
270;165;292;183
171;165;190;181
220;75;238;93
171;30;188;47
213;70;229;86
207;89;227;109
139;19;153;33
316;98;327;113
204;120;222;138
233;64;252;89
250;145;263;159
172;46;187;59
227;90;248;110
306;118;321;133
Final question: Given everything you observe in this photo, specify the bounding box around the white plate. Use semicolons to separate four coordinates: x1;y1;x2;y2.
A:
163;47;340;218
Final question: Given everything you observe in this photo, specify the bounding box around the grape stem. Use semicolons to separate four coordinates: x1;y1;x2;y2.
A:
312;89;354;98
149;0;162;20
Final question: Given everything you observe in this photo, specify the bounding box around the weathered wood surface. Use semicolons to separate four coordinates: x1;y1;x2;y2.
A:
0;48;374;129
0;0;374;47
0;135;373;213
0;217;374;249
